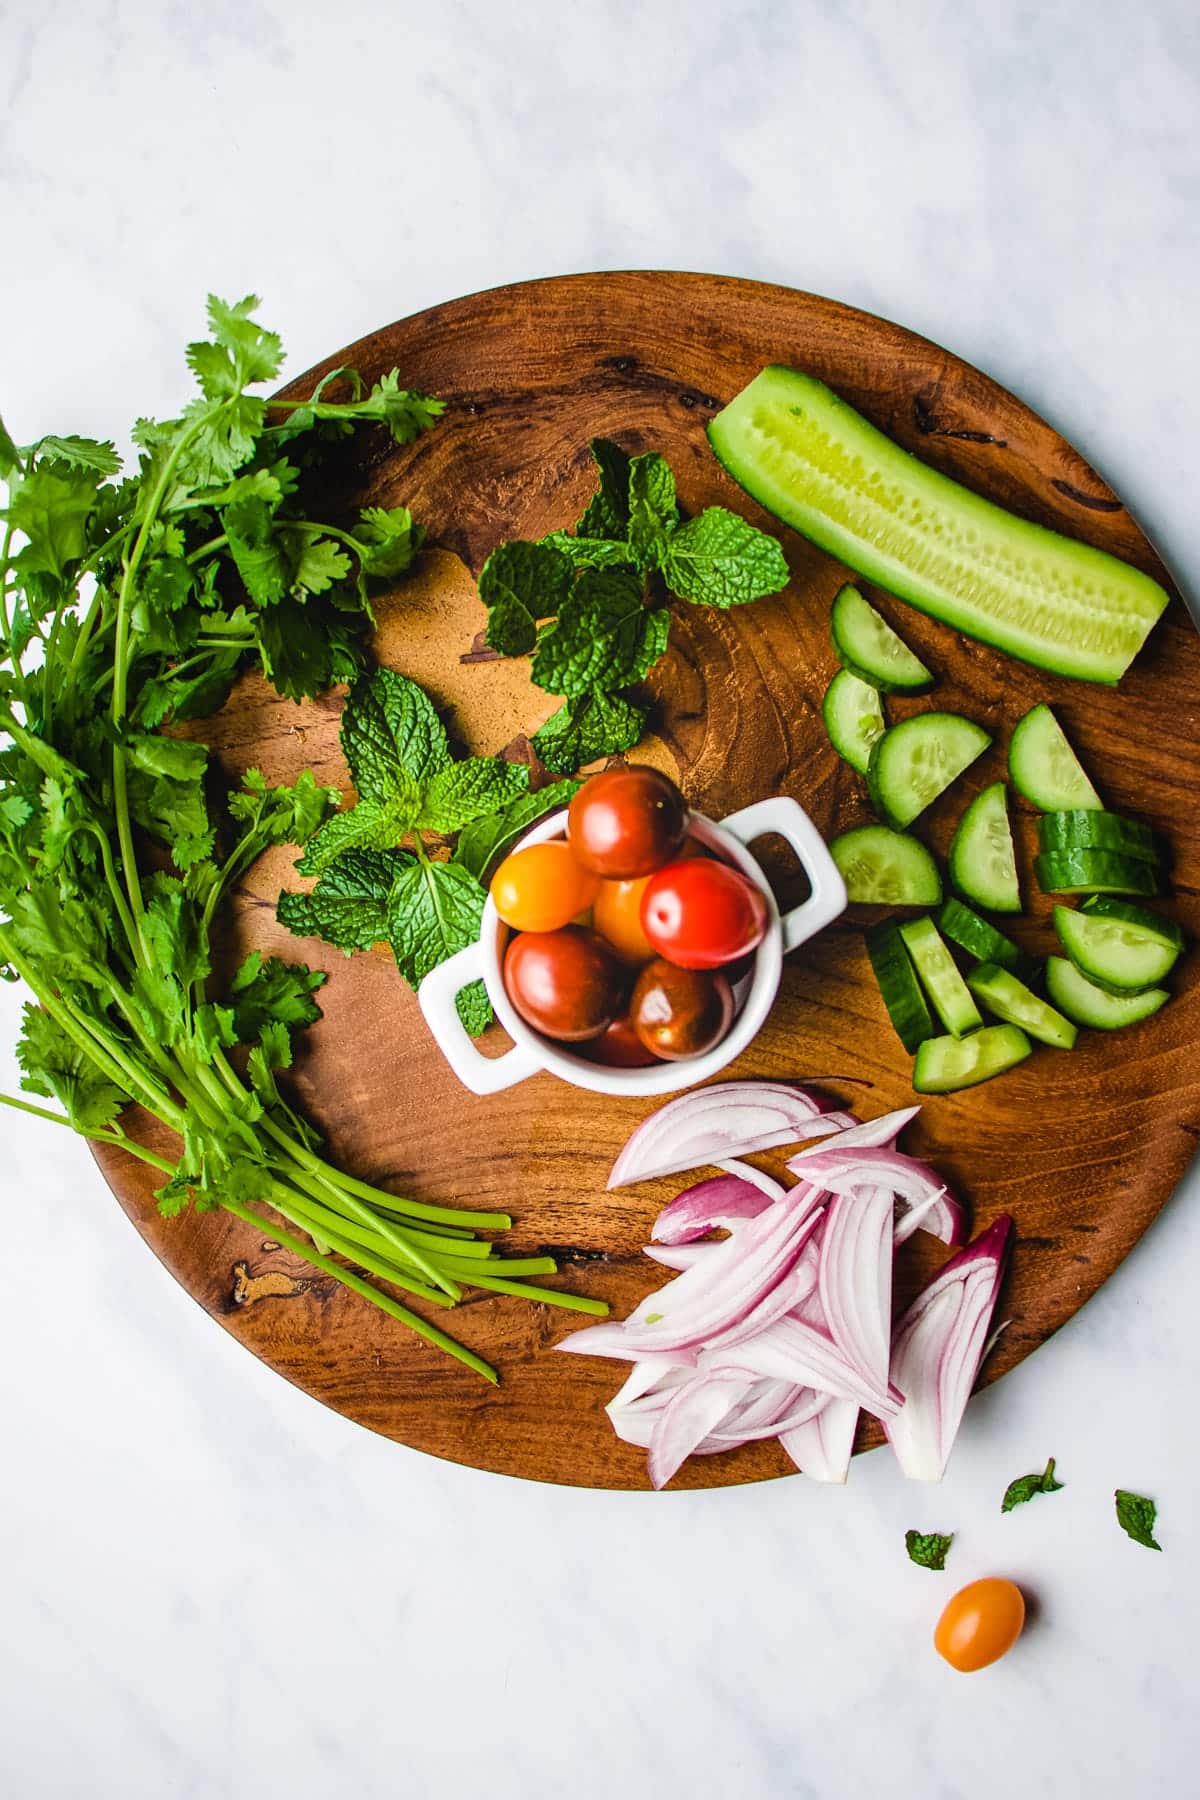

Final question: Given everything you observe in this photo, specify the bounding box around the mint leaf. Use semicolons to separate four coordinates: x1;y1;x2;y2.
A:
576;437;632;539
905;1530;954;1570
1002;1457;1064;1513
387;856;491;1033
540;531;639;572
626;451;678;565
16;1002;128;1132
659;506;789;608
415;757;529;834
479;540;572;657
228;951;325;1041
295;796;412;875
532;690;647;775
454;779;581;881
532;567;669;697
278;847;411;954
1115;1489;1162;1550
341;668;451;801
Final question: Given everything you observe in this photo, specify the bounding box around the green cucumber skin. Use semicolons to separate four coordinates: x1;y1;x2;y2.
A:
865;922;936;1052
1038;809;1164;866
948;782;1021;914
966;961;1077;1050
867;713;992;830
829;585;934;694
830;825;943;906
1034;849;1161;897
822;669;885;775
707;368;1169;685
1045;956;1170;1030
912;1024;1033;1093
899;917;983;1038
1053;905;1181;995
936;899;1037;982
1080;894;1185;951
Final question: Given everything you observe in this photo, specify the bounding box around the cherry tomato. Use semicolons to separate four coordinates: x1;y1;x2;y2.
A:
568;766;688;879
582;1014;662;1068
934;1579;1025;1673
629;958;734;1060
490;841;600;933
593;873;656;964
640;858;769;971
503;926;625;1042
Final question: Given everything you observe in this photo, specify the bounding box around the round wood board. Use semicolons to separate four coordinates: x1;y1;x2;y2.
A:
93;273;1200;1489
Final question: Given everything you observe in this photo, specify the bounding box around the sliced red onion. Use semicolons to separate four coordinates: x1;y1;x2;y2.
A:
642;1242;718;1272
647;1374;753;1488
818;1184;895;1395
786;1105;921;1166
701;1384;828;1447
651;1172;774;1246
780;1397;859;1484
715;1158;789;1201
790;1144;966;1246
883;1216;1013;1482
607;1081;857;1188
702;1312;902;1417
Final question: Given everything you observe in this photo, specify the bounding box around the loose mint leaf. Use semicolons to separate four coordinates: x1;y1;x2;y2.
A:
1002;1457;1064;1513
531;567;669;697
7;462;101;575
294;796;413;875
415;757;529;833
454;778;581;880
540;531;639;572
905;1530;954;1571
16;1002;128;1132
386;855;491;1032
479;541;572;657
626;451;678;565
35;436;122;477
531;690;648;775
575;438;632;540
222;495;288;606
353;505;425;580
228;951;325;1040
484;597;538;658
341;668;451;801
1115;1489;1162;1550
659;506;790;608
278;847;412;954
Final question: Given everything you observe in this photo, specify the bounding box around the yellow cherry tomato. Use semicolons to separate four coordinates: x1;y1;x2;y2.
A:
490;842;600;933
593;873;656;964
934;1578;1025;1672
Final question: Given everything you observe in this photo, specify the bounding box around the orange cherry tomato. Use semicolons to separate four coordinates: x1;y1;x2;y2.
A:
490;842;600;933
593;873;656;964
934;1579;1025;1673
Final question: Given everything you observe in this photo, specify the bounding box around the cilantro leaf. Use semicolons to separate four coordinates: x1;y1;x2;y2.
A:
353;506;425;580
905;1530;954;1570
278;847;409;954
1001;1457;1064;1513
255;592;369;701
222;495;288;606
290;535;351;598
358;373;444;446
531;567;669;697
531;690;648;775
228;950;325;1041
575;438;632;540
6;462;101;575
35;436;122;477
626;451;678;565
1115;1489;1162;1550
16;1002;128;1132
0;413;19;479
415;757;529;834
341;668;450;801
659;506;790;608
125;733;214;869
228;767;340;848
453;779;581;881
387;856;491;1033
479;541;572;657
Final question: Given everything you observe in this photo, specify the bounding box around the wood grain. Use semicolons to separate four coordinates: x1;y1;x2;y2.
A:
92;273;1200;1489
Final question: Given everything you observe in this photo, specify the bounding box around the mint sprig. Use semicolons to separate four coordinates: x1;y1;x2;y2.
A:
1001;1456;1064;1513
1115;1489;1162;1551
905;1530;954;1570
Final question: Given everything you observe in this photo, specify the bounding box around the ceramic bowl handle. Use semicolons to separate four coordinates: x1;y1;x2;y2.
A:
417;942;541;1095
718;796;848;953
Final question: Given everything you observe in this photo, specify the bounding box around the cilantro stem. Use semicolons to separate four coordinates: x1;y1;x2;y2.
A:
0;520;32;707
277;1158;460;1297
455;1273;610;1315
0;1091;77;1128
259;1188;460;1308
186;534;228;564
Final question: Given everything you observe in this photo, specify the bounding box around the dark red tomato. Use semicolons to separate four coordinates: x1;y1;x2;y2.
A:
503;926;625;1042
582;1014;662;1068
640;858;770;971
630;959;734;1060
568;766;688;879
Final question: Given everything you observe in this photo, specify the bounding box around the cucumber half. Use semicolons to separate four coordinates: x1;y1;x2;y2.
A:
1054;904;1181;994
829;584;933;693
865;922;935;1052
1008;705;1102;810
867;712;991;829
899;917;983;1037
1080;895;1185;950
948;782;1021;913
1045;956;1170;1030
830;825;942;905
913;1024;1033;1093
1038;809;1163;866
966;961;1077;1050
822;669;885;775
1034;848;1161;897
707;367;1168;685
936;898;1037;981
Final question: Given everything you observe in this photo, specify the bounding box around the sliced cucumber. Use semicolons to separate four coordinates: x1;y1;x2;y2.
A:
1054;904;1181;994
948;782;1020;913
1080;895;1185;951
1045;956;1170;1030
899;917;983;1037
829;584;934;693
866;713;991;829
1008;705;1102;810
865;922;936;1052
936;898;1037;981
830;825;943;905
913;1025;1033;1094
822;669;886;775
1038;809;1162;865
1034;848;1161;897
707;367;1168;685
966;962;1077;1050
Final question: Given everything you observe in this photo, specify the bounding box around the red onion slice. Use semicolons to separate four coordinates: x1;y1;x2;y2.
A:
817;1184;895;1394
607;1081;856;1188
701;1313;901;1418
883;1215;1013;1482
715;1158;789;1201
780;1397;859;1483
642;1243;718;1272
786;1106;921;1166
647;1375;753;1488
790;1144;966;1246
651;1172;775;1245
701;1384;828;1447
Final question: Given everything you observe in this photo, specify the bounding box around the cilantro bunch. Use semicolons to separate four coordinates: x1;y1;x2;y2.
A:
0;295;605;1379
478;437;790;773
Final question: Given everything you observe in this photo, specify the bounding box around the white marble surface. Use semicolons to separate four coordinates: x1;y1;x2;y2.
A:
2;3;1198;1795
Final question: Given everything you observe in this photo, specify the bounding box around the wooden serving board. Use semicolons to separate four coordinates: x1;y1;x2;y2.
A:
93;274;1200;1489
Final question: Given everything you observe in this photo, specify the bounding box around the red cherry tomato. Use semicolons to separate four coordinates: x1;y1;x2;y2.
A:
640;858;769;970
568;766;688;879
503;926;625;1042
934;1579;1025;1673
629;958;734;1060
490;841;600;933
582;1014;662;1068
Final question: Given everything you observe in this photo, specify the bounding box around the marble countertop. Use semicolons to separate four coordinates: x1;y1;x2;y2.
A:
2;3;1198;1795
